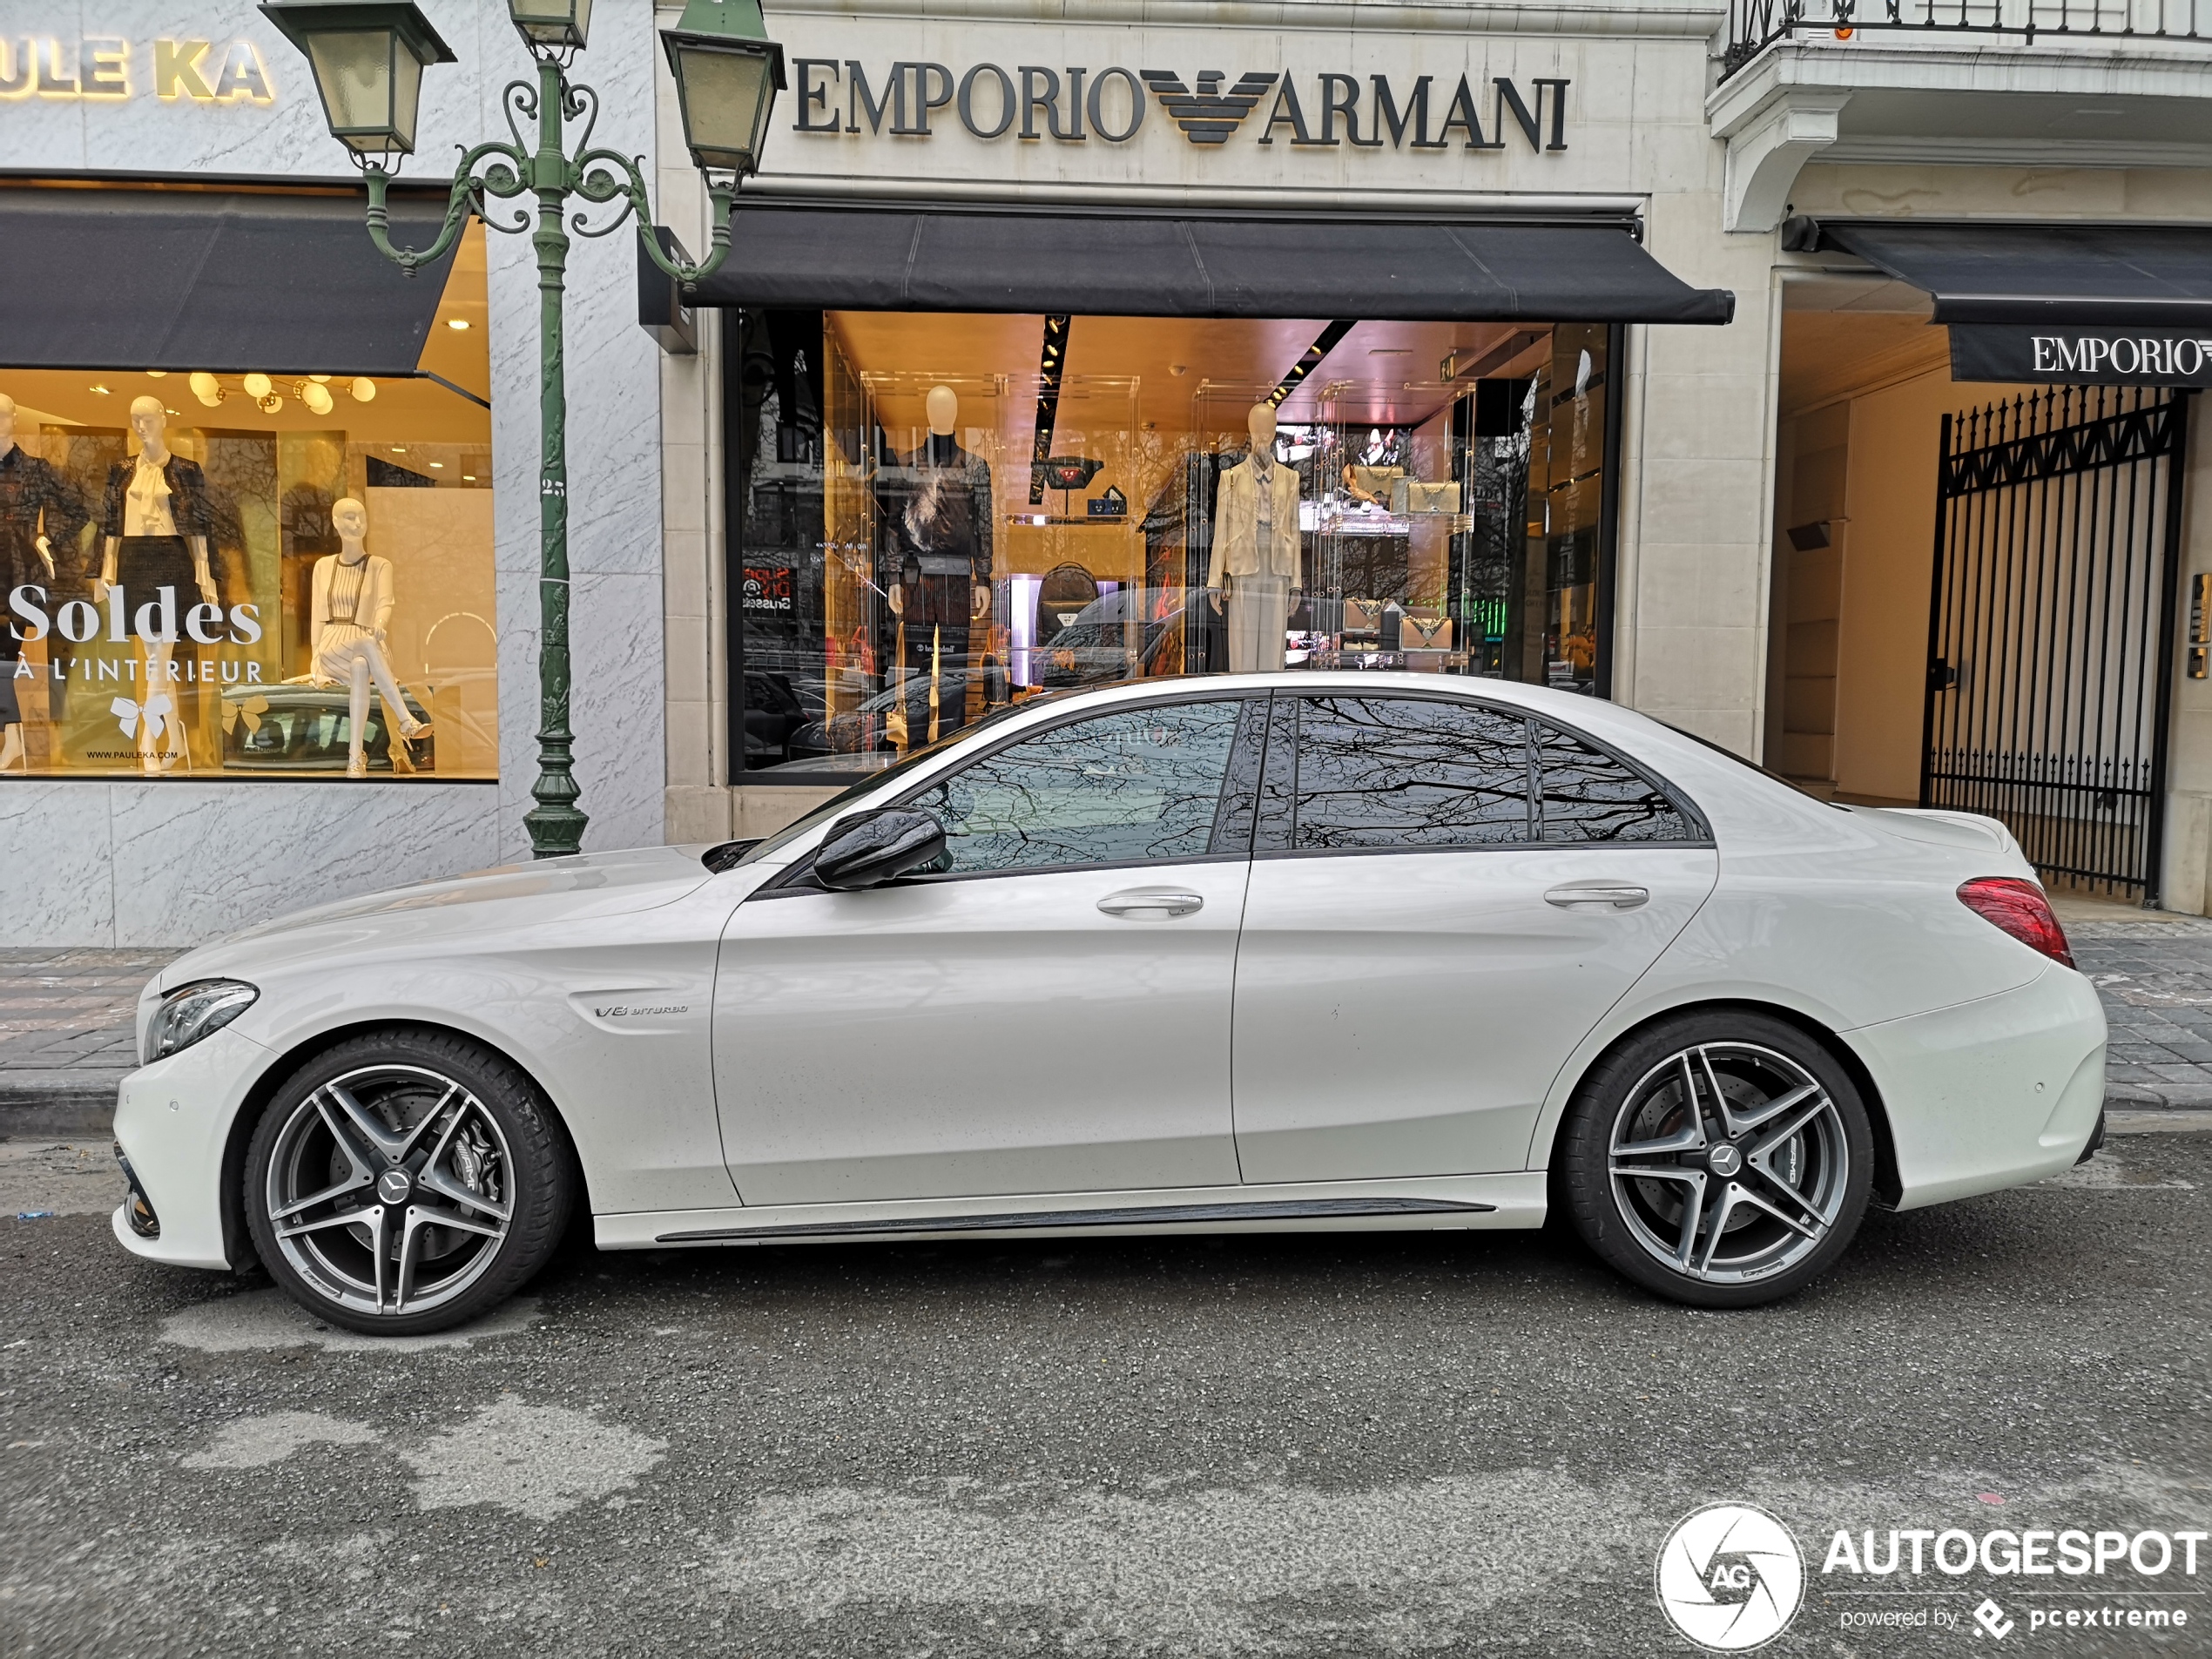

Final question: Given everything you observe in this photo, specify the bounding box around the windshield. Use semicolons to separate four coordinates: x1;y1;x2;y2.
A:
722;697;1051;869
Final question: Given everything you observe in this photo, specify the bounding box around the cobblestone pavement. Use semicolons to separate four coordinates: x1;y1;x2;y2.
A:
2067;914;2212;1107
2;918;2210;1128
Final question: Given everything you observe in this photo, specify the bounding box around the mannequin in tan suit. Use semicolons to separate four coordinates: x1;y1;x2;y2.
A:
290;496;428;777
1207;403;1301;672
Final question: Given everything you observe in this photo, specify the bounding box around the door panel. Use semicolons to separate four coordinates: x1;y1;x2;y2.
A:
1232;846;1716;1182
713;694;1264;1206
1231;692;1717;1183
717;860;1250;1204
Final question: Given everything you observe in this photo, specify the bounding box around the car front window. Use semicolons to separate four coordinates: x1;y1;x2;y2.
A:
906;699;1248;875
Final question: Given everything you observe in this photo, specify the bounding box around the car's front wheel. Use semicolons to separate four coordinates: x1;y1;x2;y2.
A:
242;1028;574;1336
1556;1011;1873;1309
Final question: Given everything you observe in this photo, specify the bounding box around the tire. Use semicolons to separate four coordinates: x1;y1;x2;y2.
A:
1555;1010;1873;1309
242;1028;575;1336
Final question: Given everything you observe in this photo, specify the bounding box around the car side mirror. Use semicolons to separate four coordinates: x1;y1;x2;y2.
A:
813;807;947;891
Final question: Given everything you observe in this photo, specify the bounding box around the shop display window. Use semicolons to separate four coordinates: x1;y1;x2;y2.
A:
0;227;495;779
729;310;1617;779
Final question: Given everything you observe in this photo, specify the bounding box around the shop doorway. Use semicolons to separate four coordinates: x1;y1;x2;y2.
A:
1923;387;2190;900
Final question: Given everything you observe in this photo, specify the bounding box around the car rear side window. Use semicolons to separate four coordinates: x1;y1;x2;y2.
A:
905;699;1249;874
1288;696;1534;850
1534;720;1696;842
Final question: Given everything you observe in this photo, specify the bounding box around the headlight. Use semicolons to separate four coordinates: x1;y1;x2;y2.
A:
144;980;259;1063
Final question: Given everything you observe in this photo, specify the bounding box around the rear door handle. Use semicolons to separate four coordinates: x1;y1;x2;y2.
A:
1544;884;1649;909
1098;889;1205;918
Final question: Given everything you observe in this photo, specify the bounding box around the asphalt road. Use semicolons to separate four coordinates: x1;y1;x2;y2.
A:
3;1130;2209;1658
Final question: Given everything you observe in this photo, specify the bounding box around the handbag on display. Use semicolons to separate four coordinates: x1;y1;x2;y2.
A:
1349;465;1404;502
1390;479;1462;515
1342;597;1382;636
1399;612;1453;650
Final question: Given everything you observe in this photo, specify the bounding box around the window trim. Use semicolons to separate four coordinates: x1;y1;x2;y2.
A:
1256;688;1714;860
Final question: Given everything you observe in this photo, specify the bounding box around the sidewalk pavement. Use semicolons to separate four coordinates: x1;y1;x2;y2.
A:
4;912;2212;1140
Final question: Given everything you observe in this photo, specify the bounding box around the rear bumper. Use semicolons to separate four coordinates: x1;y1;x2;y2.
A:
1848;963;2107;1211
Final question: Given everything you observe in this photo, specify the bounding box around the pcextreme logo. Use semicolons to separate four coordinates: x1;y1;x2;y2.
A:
1656;1504;1805;1652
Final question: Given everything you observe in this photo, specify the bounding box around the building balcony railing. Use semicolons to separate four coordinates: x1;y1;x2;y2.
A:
1723;0;2209;78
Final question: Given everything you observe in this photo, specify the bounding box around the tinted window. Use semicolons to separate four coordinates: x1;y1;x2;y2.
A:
1535;722;1696;842
909;700;1246;874
1291;697;1534;850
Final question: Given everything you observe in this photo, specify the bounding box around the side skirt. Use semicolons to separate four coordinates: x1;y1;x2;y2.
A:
594;1172;1548;1250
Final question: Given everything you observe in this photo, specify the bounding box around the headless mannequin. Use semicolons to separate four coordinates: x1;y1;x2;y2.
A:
0;395;55;772
288;496;429;777
885;383;991;742
94;397;215;772
1208;403;1298;673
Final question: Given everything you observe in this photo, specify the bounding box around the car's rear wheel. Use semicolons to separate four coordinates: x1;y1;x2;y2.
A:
242;1028;574;1336
1556;1011;1872;1309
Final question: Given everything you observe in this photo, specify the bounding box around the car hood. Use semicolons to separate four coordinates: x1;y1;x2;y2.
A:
161;844;720;988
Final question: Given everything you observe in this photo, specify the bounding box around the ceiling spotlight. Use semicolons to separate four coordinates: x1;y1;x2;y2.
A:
462;474;476;482
351;377;377;403
242;372;273;400
428;461;445;469
300;382;335;416
390;445;408;453
447;318;470;330
90;384;111;395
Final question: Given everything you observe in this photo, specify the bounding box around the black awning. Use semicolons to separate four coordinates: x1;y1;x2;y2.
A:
0;186;457;374
1785;217;2212;328
685;205;1736;324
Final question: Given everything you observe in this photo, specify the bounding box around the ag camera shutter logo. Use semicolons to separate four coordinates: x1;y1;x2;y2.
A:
1656;1503;1805;1651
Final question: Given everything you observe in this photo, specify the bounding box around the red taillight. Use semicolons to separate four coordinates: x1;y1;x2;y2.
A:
1957;877;2074;968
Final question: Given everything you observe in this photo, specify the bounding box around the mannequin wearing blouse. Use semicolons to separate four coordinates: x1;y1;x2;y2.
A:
293;496;428;777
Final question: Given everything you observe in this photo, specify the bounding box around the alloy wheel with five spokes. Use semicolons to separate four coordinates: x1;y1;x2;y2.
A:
244;1029;573;1334
1560;1014;1873;1307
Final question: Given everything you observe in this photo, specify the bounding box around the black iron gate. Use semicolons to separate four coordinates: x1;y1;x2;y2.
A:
1921;386;2192;902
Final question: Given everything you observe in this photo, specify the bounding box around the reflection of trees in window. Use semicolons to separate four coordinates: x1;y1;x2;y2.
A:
1534;722;1691;842
914;701;1242;873
1293;697;1533;848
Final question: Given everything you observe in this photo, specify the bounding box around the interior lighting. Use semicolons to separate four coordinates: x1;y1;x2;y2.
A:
351;377;378;402
91;384;111;395
428;461;445;469
187;372;223;406
301;381;336;416
242;372;273;400
447;318;471;330
145;369;169;378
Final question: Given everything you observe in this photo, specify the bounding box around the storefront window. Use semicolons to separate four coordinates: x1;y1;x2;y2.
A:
728;310;1616;779
0;227;495;779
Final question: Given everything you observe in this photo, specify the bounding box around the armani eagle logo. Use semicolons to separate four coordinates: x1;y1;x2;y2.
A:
1139;70;1279;144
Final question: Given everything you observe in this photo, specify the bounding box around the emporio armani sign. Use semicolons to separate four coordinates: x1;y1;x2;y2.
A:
791;61;1570;152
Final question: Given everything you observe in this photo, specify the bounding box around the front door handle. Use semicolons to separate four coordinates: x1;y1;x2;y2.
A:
1097;888;1205;919
1544;884;1649;909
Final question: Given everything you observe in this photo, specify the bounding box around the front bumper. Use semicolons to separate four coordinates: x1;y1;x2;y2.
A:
110;1023;274;1271
1850;962;2107;1211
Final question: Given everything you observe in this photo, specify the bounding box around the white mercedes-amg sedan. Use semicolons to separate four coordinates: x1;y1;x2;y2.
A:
111;674;2106;1334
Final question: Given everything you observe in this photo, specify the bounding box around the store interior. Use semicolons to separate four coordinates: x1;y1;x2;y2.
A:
0;225;495;779
732;307;1616;776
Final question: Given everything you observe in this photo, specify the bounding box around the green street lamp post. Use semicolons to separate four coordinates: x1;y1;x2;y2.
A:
261;0;784;857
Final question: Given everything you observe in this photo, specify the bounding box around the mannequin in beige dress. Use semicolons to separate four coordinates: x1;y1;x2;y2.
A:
1208;403;1301;672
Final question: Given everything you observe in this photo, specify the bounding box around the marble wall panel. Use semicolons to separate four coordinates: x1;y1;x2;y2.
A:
0;782;118;947
106;783;502;948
